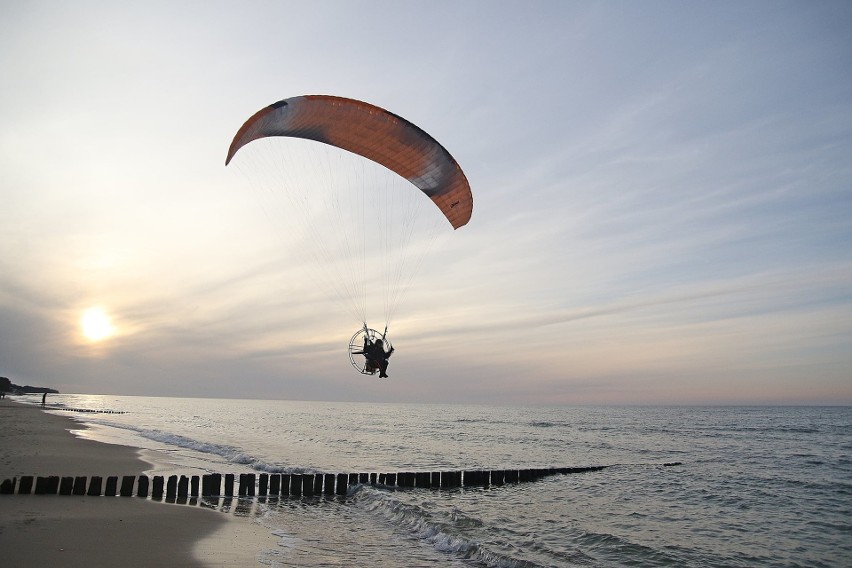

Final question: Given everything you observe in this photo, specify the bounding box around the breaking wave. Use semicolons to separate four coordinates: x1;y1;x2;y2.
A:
354;487;555;568
82;419;312;474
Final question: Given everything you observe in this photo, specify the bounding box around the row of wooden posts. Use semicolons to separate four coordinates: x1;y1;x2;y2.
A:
0;466;607;498
48;406;127;414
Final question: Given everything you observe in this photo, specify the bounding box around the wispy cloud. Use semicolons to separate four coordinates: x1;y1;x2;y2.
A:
1;1;850;403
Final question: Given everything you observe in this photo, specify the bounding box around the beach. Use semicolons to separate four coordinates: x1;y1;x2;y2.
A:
0;399;276;567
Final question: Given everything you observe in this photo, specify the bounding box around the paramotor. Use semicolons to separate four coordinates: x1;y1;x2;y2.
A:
226;95;472;375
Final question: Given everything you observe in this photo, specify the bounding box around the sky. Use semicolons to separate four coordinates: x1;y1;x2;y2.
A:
1;1;850;405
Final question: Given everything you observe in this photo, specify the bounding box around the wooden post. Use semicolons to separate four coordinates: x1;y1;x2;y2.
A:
166;475;178;499
349;473;359;486
359;473;368;484
431;472;441;487
469;470;488;486
312;474;323;495
35;476;54;494
386;472;397;486
45;476;60;494
280;474;291;496
87;476;103;496
152;476;165;499
0;478;15;494
399;472;414;487
104;476;118;496
378;473;386;485
290;474;302;496
269;474;280;496
336;473;347;495
258;473;268;496
137;476;150;498
302;474;313;496
491;470;505;486
60;476;74;495
323;474;335;495
370;473;377;485
177;475;189;498
155;475;167;498
19;476;34;494
416;472;431;488
224;474;235;497
120;476;135;497
190;476;199;497
210;473;221;496
505;470;519;483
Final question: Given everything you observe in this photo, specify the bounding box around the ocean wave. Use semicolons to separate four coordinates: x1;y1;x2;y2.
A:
354;487;548;568
84;419;313;474
529;421;562;428
573;527;686;566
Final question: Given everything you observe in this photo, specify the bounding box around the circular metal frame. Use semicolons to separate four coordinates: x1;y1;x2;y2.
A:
348;327;393;376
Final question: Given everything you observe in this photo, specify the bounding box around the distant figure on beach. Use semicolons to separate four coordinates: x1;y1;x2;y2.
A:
41;392;47;407
364;338;394;378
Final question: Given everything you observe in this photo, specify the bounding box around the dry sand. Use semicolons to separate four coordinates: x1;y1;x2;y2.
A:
0;399;278;567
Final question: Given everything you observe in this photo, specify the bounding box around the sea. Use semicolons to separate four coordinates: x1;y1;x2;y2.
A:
18;394;852;567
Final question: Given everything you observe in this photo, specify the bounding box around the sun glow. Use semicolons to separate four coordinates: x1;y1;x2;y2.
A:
81;307;115;341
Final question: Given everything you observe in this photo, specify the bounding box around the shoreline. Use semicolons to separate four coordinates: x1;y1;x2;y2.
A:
0;398;277;567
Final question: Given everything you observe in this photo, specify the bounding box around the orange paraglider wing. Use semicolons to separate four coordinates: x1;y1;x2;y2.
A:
226;95;472;229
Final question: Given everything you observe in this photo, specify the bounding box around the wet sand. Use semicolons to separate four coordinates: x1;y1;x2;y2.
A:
0;399;277;567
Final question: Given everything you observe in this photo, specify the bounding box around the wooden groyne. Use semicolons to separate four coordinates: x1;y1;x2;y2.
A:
0;466;608;498
47;406;127;414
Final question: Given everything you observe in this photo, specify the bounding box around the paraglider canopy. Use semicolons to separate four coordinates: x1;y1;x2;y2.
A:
226;95;473;229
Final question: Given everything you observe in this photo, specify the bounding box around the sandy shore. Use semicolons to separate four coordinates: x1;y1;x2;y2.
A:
0;399;277;567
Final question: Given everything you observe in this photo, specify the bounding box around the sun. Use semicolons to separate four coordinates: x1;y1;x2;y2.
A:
81;307;115;341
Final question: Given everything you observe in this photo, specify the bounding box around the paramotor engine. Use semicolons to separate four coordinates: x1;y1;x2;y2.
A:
348;326;393;376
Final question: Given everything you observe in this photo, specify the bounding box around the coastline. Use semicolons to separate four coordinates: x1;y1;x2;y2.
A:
0;398;277;567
